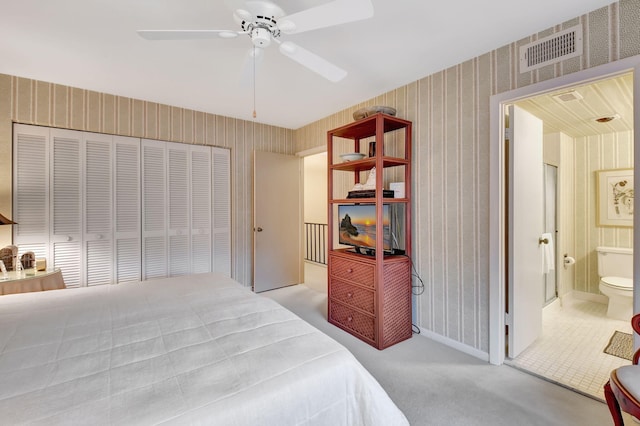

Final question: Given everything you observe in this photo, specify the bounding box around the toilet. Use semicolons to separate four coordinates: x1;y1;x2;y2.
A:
596;246;633;321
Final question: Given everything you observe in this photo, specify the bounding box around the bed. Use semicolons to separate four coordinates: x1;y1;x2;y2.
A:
0;272;408;425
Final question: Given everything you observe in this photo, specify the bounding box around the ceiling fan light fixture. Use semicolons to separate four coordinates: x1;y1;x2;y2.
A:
250;27;271;47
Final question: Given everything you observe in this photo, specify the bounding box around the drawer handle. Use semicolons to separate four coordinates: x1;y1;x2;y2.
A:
346;268;353;273
347;316;353;322
347;292;353;298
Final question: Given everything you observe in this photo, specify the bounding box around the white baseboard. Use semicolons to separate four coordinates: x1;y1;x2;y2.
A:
418;327;489;362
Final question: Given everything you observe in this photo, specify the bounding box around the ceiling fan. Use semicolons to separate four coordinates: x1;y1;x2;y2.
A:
137;0;374;83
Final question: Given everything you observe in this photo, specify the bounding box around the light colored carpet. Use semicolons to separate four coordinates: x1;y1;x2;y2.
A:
262;283;632;426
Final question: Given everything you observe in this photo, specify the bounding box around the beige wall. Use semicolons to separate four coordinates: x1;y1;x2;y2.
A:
303;153;327;225
295;0;640;354
574;130;634;294
0;75;295;287
546;129;634;299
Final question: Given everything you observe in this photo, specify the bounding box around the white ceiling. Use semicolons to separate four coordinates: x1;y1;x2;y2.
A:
516;73;634;138
0;0;617;129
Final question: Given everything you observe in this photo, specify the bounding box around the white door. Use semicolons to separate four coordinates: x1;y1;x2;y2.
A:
167;143;190;277
114;136;141;283
142;139;168;280
50;129;83;288
212;147;231;276
13;125;50;261
253;151;302;292
507;105;545;358
190;146;212;274
84;132;113;286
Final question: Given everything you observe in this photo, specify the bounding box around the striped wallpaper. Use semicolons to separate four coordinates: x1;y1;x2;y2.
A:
0;75;295;287
295;0;640;354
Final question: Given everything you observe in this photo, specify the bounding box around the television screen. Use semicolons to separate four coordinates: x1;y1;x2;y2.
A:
338;204;391;253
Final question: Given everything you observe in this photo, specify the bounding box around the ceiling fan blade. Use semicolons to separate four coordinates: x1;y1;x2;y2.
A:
278;41;347;82
240;47;264;85
277;0;374;34
137;30;240;40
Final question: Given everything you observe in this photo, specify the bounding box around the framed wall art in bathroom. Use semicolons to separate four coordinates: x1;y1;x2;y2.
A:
596;168;634;228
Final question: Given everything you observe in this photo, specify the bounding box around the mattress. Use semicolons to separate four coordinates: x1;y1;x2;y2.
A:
0;272;408;425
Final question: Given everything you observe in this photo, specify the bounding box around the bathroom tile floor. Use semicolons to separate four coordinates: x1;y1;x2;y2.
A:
505;296;633;402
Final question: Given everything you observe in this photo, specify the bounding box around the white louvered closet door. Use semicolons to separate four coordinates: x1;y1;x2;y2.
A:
212;147;231;276
190;146;211;274
114;136;141;283
142;139;167;280
12;124;50;261
50;129;83;287
167;142;190;277
84;132;113;286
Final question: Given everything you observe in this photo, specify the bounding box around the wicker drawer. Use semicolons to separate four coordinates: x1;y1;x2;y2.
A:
330;279;375;314
330;256;374;288
329;301;375;342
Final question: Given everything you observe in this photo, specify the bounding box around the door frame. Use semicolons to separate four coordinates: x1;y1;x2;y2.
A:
489;54;640;365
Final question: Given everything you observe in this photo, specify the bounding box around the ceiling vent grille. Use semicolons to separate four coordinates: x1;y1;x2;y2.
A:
519;24;583;73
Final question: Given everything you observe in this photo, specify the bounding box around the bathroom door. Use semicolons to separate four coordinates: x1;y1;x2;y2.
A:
507;105;544;359
543;164;558;304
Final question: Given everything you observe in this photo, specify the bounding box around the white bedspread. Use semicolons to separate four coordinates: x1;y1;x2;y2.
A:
0;273;408;425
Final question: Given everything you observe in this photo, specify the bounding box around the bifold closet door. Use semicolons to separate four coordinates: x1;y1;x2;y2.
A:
212;147;231;276
84;132;113;286
114;137;141;283
191;145;212;274
167;143;190;277
142;139;168;280
50;129;83;288
13;125;50;261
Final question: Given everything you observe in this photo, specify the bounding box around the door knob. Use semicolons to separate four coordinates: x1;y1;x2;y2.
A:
255;227;263;232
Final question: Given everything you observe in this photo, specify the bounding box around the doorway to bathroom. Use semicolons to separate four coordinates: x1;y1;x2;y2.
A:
489;56;640;400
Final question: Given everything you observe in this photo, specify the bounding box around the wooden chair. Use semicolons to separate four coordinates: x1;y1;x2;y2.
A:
604;313;640;425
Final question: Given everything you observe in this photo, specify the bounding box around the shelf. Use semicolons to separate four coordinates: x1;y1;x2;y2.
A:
332;248;409;262
330;198;409;204
329;113;411;140
327;112;412;350
330;157;409;172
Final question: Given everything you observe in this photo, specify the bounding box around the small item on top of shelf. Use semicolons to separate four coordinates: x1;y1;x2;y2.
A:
340;152;366;162
352;106;397;121
368;141;375;157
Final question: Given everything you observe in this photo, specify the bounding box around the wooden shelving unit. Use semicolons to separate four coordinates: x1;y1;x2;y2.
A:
327;113;412;350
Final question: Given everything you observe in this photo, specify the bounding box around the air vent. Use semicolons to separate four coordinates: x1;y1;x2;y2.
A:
519;24;583;73
552;90;583;102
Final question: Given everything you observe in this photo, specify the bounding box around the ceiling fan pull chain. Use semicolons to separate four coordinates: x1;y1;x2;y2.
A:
252;46;257;119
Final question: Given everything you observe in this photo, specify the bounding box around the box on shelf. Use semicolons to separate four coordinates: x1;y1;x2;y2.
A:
390;182;405;198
